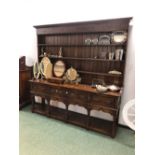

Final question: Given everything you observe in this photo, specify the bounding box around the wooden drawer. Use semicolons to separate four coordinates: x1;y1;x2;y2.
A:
50;88;65;101
31;83;50;95
65;90;89;107
90;95;117;109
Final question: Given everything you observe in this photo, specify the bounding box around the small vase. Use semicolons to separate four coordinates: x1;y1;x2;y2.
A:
108;51;114;60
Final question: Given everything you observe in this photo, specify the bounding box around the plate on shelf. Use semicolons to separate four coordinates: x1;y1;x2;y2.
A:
108;70;122;75
41;56;51;66
111;31;127;44
91;38;98;45
98;35;110;45
53;60;66;77
66;67;78;81
84;38;91;45
44;63;53;79
40;56;53;79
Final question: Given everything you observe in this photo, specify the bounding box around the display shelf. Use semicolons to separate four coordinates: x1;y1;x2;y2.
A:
39;55;125;62
32;103;48;116
68;111;88;128
49;106;67;121
78;70;122;77
38;44;126;47
89;117;113;136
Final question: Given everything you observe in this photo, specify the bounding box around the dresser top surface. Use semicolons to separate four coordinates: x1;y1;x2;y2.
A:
29;79;121;97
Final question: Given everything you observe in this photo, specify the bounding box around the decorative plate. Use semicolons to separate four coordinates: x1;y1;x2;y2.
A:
41;56;51;66
84;38;91;45
40;56;53;79
66;67;77;81
53;60;66;77
91;38;98;45
44;63;53;79
108;70;122;75
111;31;127;44
98;35;110;45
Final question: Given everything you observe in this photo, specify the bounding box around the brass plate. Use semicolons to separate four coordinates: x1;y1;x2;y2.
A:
66;67;78;81
40;57;53;79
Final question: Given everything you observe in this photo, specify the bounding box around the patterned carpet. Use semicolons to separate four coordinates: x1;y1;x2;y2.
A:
19;106;135;155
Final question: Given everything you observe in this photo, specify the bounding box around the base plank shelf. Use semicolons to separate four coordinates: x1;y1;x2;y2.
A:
31;17;132;137
31;102;113;136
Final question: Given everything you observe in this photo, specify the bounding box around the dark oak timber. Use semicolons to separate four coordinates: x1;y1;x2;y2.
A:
30;17;132;137
19;56;32;110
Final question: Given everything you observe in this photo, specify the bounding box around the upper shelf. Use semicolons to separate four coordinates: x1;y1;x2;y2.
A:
78;70;123;77
39;56;125;62
38;44;126;47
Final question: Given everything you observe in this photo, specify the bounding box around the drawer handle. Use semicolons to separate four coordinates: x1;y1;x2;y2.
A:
65;91;69;94
55;89;58;93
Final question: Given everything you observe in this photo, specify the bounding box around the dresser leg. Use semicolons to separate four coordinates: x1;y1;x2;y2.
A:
87;109;91;130
65;104;69;122
42;98;45;111
31;95;35;113
47;99;51;117
111;116;117;138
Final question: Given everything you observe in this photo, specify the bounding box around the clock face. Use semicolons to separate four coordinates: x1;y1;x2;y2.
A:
53;60;66;77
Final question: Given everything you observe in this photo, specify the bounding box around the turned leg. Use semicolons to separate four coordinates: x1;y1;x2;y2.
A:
31;95;35;113
41;98;45;111
111;115;118;138
87;108;91;129
65;104;69;122
47;98;51;117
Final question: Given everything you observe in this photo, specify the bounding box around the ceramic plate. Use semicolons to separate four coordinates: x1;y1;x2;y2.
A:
111;31;127;44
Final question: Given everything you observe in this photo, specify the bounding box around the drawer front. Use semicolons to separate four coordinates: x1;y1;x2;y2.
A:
31;83;50;95
30;82;119;109
90;95;117;109
65;90;89;107
50;88;66;101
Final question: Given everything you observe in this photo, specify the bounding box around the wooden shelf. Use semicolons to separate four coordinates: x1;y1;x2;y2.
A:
49;106;66;121
78;70;122;77
39;55;125;62
89;117;113;136
68;111;88;128
38;44;125;47
32;104;113;136
33;103;48;116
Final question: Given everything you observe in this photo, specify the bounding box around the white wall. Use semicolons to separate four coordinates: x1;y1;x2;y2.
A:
19;0;135;126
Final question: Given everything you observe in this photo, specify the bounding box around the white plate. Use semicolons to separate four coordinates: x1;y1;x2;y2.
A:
111;31;127;44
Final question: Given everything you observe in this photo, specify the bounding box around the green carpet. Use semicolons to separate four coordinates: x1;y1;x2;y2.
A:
19;106;135;155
